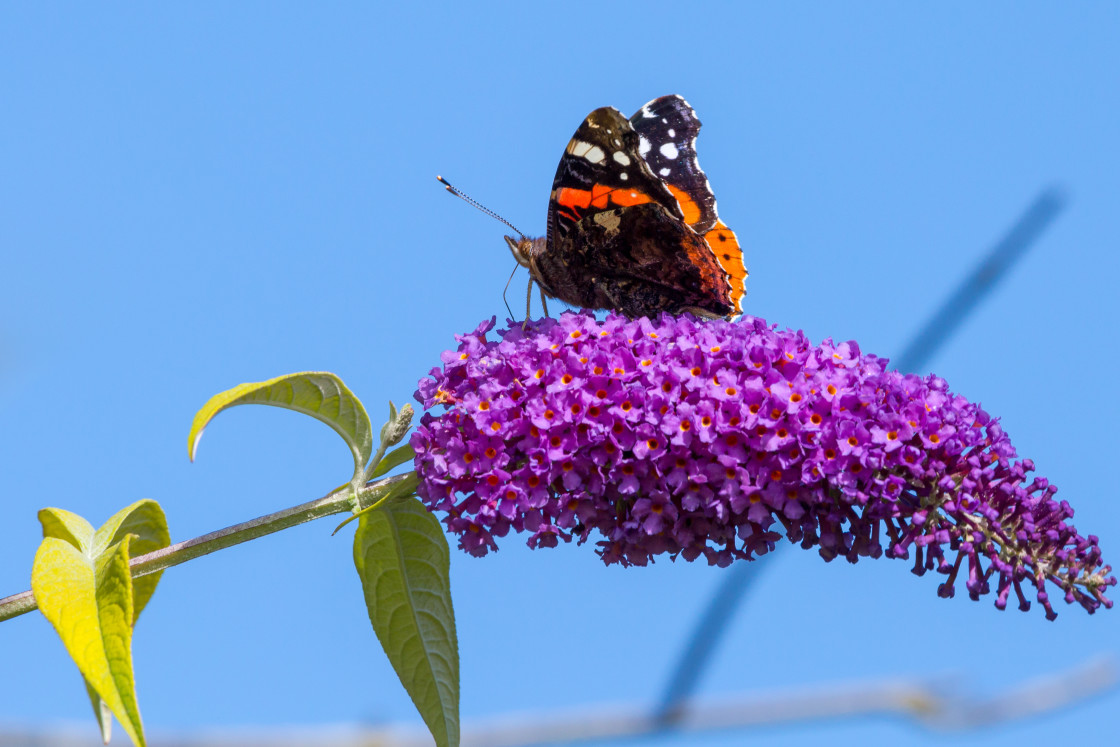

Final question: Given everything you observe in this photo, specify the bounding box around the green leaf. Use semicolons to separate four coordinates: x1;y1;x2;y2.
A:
369;443;416;479
32;501;169;747
33;533;147;747
39;507;94;552
188;371;373;483
85;679;112;744
91;500;170;622
354;496;459;747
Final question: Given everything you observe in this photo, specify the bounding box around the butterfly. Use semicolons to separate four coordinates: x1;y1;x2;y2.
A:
504;95;747;319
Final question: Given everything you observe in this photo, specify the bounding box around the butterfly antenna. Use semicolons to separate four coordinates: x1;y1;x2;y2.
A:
437;175;526;239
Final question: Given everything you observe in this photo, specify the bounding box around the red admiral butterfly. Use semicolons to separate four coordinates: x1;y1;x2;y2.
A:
444;95;747;319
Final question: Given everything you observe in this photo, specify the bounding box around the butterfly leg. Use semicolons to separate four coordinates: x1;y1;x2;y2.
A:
523;277;534;330
540;284;550;318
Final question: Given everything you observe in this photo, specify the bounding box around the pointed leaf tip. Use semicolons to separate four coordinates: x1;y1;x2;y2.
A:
188;425;206;462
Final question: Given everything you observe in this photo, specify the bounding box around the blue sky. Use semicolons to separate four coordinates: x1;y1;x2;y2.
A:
2;3;1118;745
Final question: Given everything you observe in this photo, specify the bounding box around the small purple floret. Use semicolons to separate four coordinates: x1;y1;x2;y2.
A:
412;312;1115;618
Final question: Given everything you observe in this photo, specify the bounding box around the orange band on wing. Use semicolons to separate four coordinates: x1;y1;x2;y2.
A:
591;183;613;208
557;187;593;210
704;220;748;313
667;184;702;226
557;185;653;217
608;188;653;207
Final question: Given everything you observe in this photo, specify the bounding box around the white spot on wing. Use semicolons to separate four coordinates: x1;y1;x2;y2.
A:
660;142;679;160
668;128;676;137
638;136;651;156
584;145;606;164
620;172;629;180
569;140;592;158
659;167;671;176
612;151;631;166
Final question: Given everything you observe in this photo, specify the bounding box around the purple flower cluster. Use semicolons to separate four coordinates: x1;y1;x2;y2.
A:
411;312;1114;618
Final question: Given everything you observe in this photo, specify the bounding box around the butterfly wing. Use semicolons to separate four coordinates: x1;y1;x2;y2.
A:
630;95;718;232
546;105;683;247
630;95;747;313
535;105;733;318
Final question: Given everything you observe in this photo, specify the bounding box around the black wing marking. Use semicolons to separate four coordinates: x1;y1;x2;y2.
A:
630;94;719;234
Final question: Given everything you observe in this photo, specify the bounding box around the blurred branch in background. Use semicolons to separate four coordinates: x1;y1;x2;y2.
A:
3;655;1112;746
655;187;1068;722
891;187;1067;374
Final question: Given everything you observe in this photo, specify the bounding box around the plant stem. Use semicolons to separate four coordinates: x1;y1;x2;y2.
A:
0;472;416;624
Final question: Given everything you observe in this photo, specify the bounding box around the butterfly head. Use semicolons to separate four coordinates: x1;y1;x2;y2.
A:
503;235;545;269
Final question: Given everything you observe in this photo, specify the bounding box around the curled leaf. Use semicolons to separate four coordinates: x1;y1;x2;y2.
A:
189;371;373;483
